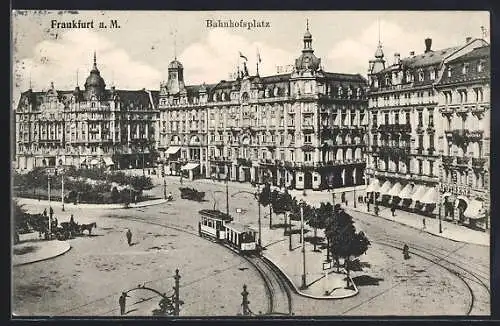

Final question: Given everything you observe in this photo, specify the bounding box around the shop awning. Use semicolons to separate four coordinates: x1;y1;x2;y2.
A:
166;146;181;155
365;179;381;193
387;182;402;197
411;185;427;202
420;187;438;204
103;157;114;166
181;163;200;171
464;199;485;220
90;159;99;165
398;184;414;199
378;181;392;195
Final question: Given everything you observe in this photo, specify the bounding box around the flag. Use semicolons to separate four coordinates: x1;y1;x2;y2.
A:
239;51;248;61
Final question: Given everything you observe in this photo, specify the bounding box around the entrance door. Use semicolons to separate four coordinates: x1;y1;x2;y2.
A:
304;171;313;189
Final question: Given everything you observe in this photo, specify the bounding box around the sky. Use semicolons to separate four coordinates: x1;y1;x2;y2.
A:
11;10;490;108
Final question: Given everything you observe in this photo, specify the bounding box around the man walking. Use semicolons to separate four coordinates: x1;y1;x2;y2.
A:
422;217;426;230
126;228;133;246
119;292;128;315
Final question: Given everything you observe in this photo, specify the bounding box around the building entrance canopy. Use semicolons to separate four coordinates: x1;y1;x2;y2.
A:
464;199;485;220
411;185;427;202
166;146;181;155
420;187;438;204
378;181;392;195
387;182;402;197
181;163;200;171
398;183;414;199
365;179;381;193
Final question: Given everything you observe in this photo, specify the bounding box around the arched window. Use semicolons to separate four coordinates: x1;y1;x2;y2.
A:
265;88;270;98
447;67;452;77
212;93;217;102
242;92;249;103
273;87;279;97
418;69;424;82
356;88;362;98
406;70;412;83
338;87;343;97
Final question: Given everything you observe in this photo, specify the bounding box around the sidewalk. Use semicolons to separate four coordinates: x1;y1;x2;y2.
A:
13;239;71;266
14;197;167;211
259;224;358;299
345;204;490;247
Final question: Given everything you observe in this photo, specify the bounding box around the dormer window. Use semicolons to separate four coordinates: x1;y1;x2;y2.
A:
212;93;217;102
430;69;436;80
406;70;412;83
462;63;469;75
447;67;452;77
478;60;484;73
265;88;270;98
91;102;96;108
338;87;343;97
222;93;226;101
418;69;424;82
385;74;391;85
347;88;353;98
356;88;362;98
273;87;279;97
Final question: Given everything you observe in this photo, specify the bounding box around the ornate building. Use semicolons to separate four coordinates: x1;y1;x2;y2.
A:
435;44;490;229
365;36;489;229
158;23;368;189
14;53;159;171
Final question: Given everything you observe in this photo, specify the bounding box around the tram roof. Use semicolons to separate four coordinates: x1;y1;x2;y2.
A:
198;209;233;222
224;222;256;234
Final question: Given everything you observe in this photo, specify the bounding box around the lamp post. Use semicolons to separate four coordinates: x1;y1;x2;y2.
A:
48;175;52;239
225;173;229;218
61;170;65;211
300;203;307;289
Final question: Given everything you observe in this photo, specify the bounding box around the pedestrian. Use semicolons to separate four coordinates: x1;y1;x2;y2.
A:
49;206;54;219
403;244;410;260
341;192;346;203
126;228;132;246
70;214;75;225
374;205;379;216
43;208;47;217
180;174;184;185
422;217;426;230
119;292;128;315
391;205;396;217
345;200;348;206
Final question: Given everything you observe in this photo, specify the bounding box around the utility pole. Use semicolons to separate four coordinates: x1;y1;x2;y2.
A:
61;170;65;211
257;184;262;251
288;211;292;251
241;284;250;316
353;186;356;208
225;174;229;217
48;175;51;239
173;269;180;316
300;204;307;289
163;177;167;199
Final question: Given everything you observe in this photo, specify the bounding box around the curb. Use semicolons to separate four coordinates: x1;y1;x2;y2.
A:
261;250;358;300
13;198;167;210
13;241;72;266
345;207;489;247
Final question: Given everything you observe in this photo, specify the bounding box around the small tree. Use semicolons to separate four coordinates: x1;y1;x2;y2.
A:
326;204;355;271
308;202;330;251
258;183;272;228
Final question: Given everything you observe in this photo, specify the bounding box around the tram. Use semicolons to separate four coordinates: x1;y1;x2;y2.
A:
198;209;258;254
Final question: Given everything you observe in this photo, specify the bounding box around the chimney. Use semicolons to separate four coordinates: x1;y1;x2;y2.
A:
410;51;415;57
466;36;472;43
394;53;401;65
425;38;432;53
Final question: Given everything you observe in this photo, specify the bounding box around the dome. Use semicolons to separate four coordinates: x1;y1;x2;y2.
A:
168;59;183;70
295;52;321;71
84;52;106;91
374;43;384;58
304;29;312;40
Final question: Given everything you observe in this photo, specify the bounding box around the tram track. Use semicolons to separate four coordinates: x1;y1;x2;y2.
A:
373;238;490;315
121;216;293;316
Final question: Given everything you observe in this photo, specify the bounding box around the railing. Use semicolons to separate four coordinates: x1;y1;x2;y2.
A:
456;156;470;166
468;130;484;141
442;155;454;165
472;157;487;168
377;123;412;134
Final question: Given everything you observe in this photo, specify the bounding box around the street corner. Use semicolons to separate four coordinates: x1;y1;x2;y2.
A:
13;240;71;266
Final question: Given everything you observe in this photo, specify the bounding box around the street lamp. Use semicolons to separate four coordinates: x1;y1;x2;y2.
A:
300;202;307;289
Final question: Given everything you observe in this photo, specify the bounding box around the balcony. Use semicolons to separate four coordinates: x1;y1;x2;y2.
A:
377;123;412;134
456;105;469;114
416;125;425;134
456;156;470;167
442;155;454;165
426;125;435;134
472;157;487;169
301;144;315;152
371;124;378;133
468;130;484;142
428;147;436;156
438;105;454;115
302;124;314;133
471;103;487;115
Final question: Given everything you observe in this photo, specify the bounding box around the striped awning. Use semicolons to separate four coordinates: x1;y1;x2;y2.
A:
411;185;427;202
378;181;392;195
398;184;414;199
420;187;438;204
166;146;181;155
387;182;402;197
365;179;381;193
464;199;485;220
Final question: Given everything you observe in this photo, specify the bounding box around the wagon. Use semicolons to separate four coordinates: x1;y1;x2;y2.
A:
179;187;205;202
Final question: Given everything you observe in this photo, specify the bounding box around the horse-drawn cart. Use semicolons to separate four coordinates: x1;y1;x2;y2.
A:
179;187;205;202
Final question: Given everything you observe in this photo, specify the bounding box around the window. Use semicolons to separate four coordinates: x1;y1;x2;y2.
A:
430;69;436;80
462;63;469;75
304;134;312;143
429;134;434;149
406;70;412;82
418;70;424;82
428;111;434;126
429;161;434;176
372;113;378;126
405;112;410;125
395;112;399;124
418;111;423;126
418;135;424;149
447;67;452;77
478;60;484;73
418;160;423;175
384;113;389;125
304;153;312;162
290;150;295;161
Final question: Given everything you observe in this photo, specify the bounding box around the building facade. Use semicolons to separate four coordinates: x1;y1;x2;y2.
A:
435;44;490;229
158;24;369;189
365;36;489;229
14;53;159;171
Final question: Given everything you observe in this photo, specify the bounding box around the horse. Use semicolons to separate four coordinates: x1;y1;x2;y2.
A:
79;222;97;235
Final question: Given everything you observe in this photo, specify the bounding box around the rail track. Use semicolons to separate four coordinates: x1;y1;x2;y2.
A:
123;216;293;316
373;238;490;316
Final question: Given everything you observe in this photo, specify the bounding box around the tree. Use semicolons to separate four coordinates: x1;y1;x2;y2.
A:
308;202;331;251
326;205;370;287
258;183;272;228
